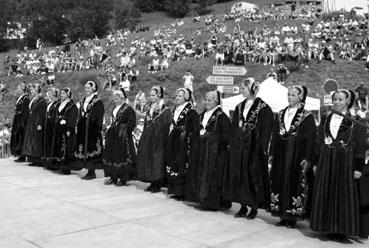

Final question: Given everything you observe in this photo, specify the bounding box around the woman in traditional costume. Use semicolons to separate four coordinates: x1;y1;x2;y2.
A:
137;86;171;193
74;81;105;180
22;83;47;166
227;78;274;219
51;88;78;174
43;87;60;168
103;88;136;186
166;88;199;201
310;89;366;241
10;82;30;162
359;138;369;239
194;90;231;210
270;85;316;228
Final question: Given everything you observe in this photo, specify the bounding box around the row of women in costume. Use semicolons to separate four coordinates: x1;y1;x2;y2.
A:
10;79;369;241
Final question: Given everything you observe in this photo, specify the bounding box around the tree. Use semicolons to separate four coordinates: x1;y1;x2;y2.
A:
165;0;190;17
113;0;141;30
0;0;18;51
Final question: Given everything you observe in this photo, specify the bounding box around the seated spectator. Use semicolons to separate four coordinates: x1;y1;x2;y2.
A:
148;56;160;73
160;56;170;70
215;48;225;65
194;45;204;59
318;41;335;63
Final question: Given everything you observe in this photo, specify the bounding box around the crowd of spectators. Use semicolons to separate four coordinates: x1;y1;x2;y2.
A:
3;3;369;94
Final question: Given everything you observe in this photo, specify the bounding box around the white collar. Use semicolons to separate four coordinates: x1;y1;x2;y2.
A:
85;92;97;102
58;99;71;112
175;102;189;113
202;106;220;127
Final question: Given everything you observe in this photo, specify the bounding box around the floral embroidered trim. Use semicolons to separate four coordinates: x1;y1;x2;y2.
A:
285;166;307;216
74;138;102;159
103;158;132;167
169;104;191;134
53;135;67;162
81;95;100;118
270;192;280;211
323;114;354;149
278;107;310;137
199;108;222;135
238;98;267;130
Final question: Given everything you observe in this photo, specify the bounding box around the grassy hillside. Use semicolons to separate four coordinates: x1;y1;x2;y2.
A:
1;0;368;121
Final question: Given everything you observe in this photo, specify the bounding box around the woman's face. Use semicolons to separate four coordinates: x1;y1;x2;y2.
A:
288;88;300;107
29;87;37;97
60;91;68;101
16;84;24;95
205;93;217;110
241;83;251;98
175;90;186;106
114;93;125;106
332;92;348;112
85;84;94;96
150;90;160;103
46;91;56;102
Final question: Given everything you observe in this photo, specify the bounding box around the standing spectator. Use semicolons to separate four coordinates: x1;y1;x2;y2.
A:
36;38;43;51
183;71;194;93
354;84;369;118
277;64;289;84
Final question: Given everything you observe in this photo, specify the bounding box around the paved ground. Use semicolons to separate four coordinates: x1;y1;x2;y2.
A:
0;158;368;248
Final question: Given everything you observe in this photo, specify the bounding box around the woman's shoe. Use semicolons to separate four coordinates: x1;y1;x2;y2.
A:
246;209;258;220
234;205;248;218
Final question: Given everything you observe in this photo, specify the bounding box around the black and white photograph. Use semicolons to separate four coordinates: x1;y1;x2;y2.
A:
0;0;369;247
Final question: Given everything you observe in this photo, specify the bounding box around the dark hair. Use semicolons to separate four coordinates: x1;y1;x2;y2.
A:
151;86;164;98
61;87;72;98
216;90;221;105
332;89;355;109
86;81;98;92
120;87;127;98
292;85;308;103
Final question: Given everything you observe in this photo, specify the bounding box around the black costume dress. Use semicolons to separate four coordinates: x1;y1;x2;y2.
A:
136;103;171;184
51;100;78;170
359;161;369;238
10;94;30;157
22;97;47;164
103;103;136;181
191;107;231;209
43;101;60;166
359;122;369;238
226;98;274;209
74;94;104;169
310;113;366;236
165;103;199;198
270;106;316;221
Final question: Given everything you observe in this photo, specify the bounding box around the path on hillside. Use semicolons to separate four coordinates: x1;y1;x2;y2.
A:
0;159;367;248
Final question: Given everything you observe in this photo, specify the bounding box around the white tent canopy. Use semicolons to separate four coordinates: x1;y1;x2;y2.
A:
222;78;321;116
230;2;259;14
323;0;369;15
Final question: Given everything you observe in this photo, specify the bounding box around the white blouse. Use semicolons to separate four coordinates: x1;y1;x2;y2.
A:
284;106;298;131
47;101;55;113
242;99;254;120
329;113;344;139
16;94;25;105
173;102;188;123
202;106;219;128
83;93;97;112
29;97;37;110
58;99;71;113
113;103;124;119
